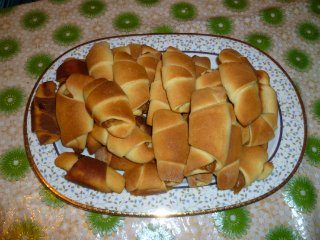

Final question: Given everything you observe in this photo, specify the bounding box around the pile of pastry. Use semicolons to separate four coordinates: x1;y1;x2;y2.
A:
31;41;278;196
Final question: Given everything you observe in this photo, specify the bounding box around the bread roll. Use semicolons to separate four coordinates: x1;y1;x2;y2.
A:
55;152;125;193
232;145;272;192
125;162;167;196
146;61;170;125
56;74;94;152
218;49;262;126
137;45;161;82
95;147;140;171
195;69;222;90
31;81;60;145
242;70;278;146
162;47;196;113
186;87;232;176
84;78;135;138
187;173;213;187
56;58;88;84
107;126;154;164
152;109;189;186
112;43;142;59
86;41;113;80
113;51;150;115
192;55;211;77
86;132;102;155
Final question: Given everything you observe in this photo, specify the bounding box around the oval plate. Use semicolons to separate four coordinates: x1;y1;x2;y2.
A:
23;34;307;217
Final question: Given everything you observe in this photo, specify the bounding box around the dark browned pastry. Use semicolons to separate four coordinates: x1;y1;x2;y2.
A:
56;58;88;85
31;81;60;145
55;152;125;193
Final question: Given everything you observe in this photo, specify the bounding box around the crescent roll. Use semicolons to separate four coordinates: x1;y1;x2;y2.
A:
55;152;125;193
152;109;189;186
242;70;278;146
232;145;273;193
137;45;161;82
146;61;170;125
113;51;150;115
56;74;94;152
86;41;114;80
185;87;232;176
31;81;60;145
56;58;88;85
192;55;211;77
84;78;135;138
162;47;196;113
125;162;167;196
218;49;262;126
112;43;142;59
187;173;213;188
195;69;222;90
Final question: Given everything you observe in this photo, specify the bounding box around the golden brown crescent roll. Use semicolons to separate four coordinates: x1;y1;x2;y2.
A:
86;41;113;81
31;81;60;145
113;51;150;115
232;145;273;193
152;109;189;186
56;74;94;152
187;173;213;187
137;45;161;82
107;126;154;164
112;43;142;59
86;132;102;155
125;162;167;196
215;104;243;190
83;78;135;138
147;61;170;125
55;152;125;193
242;70;278;146
56;58;88;85
192;55;211;77
95;147;141;171
218;48;262;126
162;47;196;113
185;87;232;177
195;69;222;90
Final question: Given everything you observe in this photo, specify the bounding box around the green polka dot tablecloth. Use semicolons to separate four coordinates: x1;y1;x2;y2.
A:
0;0;319;239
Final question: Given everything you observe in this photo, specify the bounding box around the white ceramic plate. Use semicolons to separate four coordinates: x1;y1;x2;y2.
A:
24;34;306;217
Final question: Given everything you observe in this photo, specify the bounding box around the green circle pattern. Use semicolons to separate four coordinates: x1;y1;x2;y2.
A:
0;148;29;181
0;87;24;113
79;0;106;18
310;0;320;15
260;7;284;26
223;0;248;11
39;188;64;208
312;99;320;122
136;223;175;240
245;32;272;52
283;176;317;213
170;2;197;21
136;0;159;6
25;53;53;78
53;24;82;46
297;22;319;42
305;136;320;167
265;225;302;240
152;25;175;33
3;219;43;239
21;10;48;31
87;212;124;236
113;12;141;32
207;16;233;35
212;207;250;238
284;48;311;72
0;38;20;61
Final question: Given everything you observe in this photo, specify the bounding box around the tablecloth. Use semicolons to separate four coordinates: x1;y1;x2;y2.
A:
0;0;319;239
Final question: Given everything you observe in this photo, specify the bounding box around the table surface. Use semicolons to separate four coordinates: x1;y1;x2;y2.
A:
0;0;319;239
